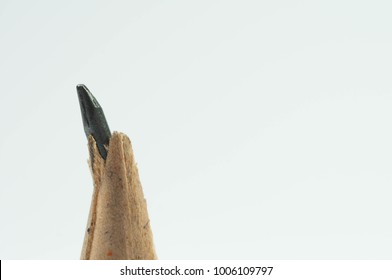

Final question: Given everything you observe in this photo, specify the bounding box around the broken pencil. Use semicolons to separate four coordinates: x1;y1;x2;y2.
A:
77;84;157;260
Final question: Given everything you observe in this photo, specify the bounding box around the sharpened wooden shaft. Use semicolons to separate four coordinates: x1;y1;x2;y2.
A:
81;132;157;260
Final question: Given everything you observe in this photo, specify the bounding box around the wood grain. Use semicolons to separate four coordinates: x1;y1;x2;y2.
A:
81;132;157;259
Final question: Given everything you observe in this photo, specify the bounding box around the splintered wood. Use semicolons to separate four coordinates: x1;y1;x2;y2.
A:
81;132;157;260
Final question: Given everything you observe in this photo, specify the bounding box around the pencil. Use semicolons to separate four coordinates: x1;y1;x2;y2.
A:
77;85;157;260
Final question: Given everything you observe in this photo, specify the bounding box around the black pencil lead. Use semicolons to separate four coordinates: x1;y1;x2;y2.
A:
77;84;111;159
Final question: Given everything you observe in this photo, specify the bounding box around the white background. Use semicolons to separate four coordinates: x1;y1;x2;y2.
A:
0;0;392;259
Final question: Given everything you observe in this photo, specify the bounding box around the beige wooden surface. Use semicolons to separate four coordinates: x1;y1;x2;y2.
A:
81;132;157;260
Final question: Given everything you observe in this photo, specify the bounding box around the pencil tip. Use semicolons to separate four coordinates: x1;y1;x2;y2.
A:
77;84;111;159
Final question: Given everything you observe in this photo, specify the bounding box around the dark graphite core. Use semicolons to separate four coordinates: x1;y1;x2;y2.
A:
77;84;111;159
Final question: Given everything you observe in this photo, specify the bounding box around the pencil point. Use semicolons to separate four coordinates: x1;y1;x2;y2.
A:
77;84;111;159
